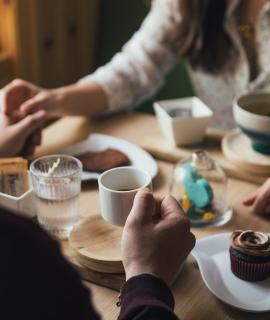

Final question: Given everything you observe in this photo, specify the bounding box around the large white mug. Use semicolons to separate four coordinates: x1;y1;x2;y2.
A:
98;166;152;226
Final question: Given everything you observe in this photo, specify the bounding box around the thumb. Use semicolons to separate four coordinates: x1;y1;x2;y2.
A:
127;188;155;225
11;110;46;138
160;195;185;218
243;194;257;206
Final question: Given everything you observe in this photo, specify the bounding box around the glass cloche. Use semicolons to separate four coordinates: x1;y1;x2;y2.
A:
170;150;232;227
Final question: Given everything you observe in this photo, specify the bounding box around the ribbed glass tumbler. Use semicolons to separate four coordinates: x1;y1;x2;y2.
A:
30;155;82;239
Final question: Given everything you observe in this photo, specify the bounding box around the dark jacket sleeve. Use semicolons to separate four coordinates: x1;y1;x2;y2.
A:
0;207;100;320
118;274;179;320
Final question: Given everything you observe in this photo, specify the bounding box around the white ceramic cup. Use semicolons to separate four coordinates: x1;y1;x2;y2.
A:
98;166;152;226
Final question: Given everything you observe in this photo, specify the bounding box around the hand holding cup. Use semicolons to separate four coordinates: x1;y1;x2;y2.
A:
122;189;196;286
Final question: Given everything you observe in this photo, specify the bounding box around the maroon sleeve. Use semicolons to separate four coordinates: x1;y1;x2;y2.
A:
0;207;100;320
118;274;179;320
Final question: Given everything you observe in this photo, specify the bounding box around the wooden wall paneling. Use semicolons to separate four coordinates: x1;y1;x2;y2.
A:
75;0;100;78
2;0;100;88
27;0;100;88
0;54;13;86
56;0;73;86
33;0;62;87
54;0;100;86
14;0;40;83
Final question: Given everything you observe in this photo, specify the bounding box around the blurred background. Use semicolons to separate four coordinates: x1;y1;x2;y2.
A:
0;0;194;113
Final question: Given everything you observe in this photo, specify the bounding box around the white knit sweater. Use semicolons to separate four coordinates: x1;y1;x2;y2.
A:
80;0;270;130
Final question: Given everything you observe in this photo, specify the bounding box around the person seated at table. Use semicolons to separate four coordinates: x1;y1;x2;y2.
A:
1;0;270;132
0;188;195;320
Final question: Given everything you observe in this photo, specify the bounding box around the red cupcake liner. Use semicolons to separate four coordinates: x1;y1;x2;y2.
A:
230;251;270;282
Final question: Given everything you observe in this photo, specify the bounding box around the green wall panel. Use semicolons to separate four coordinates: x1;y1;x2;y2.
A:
97;0;194;113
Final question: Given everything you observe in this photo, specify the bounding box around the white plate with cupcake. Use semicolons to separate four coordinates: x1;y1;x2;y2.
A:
192;231;270;312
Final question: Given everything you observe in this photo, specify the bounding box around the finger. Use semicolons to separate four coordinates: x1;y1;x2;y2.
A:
160;195;185;219
253;193;270;215
180;232;196;257
153;196;163;213
158;196;189;231
20;92;48;115
12;110;47;138
127;188;155;225
189;232;196;251
251;180;270;213
243;192;258;206
152;197;163;223
3;80;32;115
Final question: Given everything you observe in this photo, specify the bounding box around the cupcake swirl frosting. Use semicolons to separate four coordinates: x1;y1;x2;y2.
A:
231;230;270;257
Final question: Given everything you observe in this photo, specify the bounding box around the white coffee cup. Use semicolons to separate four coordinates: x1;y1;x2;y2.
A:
98;166;152;226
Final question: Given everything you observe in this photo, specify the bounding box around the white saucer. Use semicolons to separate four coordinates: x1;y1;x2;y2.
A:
192;233;270;312
60;133;158;181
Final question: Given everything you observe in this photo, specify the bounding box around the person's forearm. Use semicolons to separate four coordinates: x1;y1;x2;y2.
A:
50;81;108;117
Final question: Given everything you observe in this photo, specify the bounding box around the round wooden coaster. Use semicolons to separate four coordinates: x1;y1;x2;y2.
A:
69;215;124;273
222;129;270;175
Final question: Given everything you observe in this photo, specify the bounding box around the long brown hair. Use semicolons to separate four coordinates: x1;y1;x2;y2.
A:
176;0;232;73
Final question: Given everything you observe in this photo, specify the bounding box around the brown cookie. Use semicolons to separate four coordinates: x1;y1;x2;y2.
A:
76;148;130;173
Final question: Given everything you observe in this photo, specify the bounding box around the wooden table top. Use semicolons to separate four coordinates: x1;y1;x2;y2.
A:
36;112;270;320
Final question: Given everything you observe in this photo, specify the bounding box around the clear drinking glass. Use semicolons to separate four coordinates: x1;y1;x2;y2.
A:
30;155;82;239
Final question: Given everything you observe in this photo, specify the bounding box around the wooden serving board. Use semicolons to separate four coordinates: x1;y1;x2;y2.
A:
138;127;269;185
63;242;125;291
64;214;125;291
69;215;124;274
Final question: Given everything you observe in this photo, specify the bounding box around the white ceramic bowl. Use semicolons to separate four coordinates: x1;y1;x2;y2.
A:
154;97;213;147
233;92;270;154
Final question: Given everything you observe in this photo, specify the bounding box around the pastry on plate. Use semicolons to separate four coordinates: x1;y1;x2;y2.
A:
230;230;270;281
76;148;130;173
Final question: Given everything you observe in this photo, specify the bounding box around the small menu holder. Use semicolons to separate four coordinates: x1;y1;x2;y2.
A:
0;174;35;218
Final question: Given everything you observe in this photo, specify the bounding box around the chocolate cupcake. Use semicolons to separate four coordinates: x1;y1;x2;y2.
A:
230;230;270;281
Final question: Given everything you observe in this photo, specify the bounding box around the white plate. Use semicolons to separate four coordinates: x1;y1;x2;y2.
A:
60;133;158;181
192;233;270;313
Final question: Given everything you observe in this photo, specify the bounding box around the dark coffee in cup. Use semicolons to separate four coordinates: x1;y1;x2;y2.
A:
244;103;270;117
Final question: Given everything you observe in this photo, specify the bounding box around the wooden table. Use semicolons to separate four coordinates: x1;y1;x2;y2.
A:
35;112;270;320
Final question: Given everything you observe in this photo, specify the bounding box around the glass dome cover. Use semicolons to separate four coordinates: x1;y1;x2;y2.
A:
170;149;232;227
